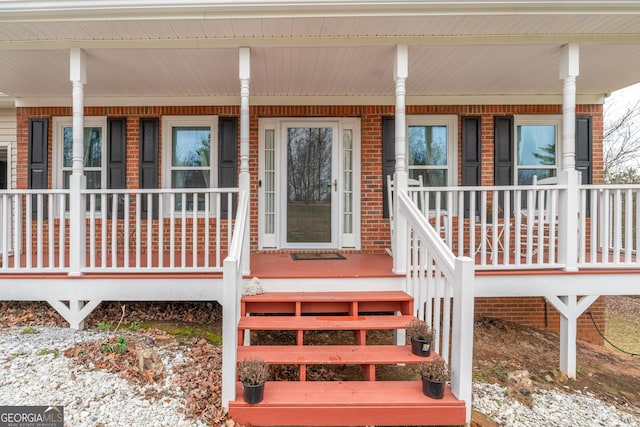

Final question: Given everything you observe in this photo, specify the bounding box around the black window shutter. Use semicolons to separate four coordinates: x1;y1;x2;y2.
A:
494;116;514;216
28;118;48;190
218;117;238;217
494;116;514;186
576;116;593;216
139;118;159;219
575;116;592;185
107;118;126;219
461;116;481;217
382;116;395;219
28;118;48;217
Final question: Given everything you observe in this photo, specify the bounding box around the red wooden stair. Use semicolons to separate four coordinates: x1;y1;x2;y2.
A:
228;291;466;426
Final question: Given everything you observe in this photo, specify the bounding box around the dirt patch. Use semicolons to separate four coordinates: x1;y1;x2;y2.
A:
473;313;640;417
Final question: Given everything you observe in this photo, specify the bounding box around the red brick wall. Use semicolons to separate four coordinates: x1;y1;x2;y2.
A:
475;296;606;345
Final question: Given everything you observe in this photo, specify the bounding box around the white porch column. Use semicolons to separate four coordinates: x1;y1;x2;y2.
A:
239;47;251;275
69;48;86;276
392;45;409;274
558;43;580;271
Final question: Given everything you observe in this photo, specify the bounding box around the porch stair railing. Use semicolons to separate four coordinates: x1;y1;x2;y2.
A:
397;191;475;424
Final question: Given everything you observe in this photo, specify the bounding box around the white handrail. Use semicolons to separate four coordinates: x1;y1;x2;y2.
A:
221;191;250;411
397;191;474;423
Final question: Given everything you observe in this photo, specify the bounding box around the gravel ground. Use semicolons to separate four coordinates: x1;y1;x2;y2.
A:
473;382;639;427
0;327;207;427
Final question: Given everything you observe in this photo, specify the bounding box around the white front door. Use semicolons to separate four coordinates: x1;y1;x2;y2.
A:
258;118;360;250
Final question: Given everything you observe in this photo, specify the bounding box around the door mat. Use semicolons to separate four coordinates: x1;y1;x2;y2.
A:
291;252;346;260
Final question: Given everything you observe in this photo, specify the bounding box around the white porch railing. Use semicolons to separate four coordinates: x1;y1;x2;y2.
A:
0;188;240;274
220;191;250;411
0;190;70;272
82;188;240;273
578;184;640;267
408;183;567;269
397;191;475;422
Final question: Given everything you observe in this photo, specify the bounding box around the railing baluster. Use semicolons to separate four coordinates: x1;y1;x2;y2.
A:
89;195;96;268
146;193;152;268
614;190;622;262
36;194;43;269
111;194;118;268
625;189;633;264
158;193;164;268
1;194;8;269
181;193;187;268
216;192;221;268
101;193;107;268
192;192;198;268
635;190;640;265
124;193;130;269
469;191;476;259
135;193;141;268
58;194;65;269
26;194;32;269
204;192;210;268
170;193;175;268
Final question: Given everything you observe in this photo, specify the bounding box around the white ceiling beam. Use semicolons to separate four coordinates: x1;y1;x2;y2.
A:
3;33;640;51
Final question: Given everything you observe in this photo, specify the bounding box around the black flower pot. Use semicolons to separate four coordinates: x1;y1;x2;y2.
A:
410;338;431;357
422;377;445;399
243;382;265;404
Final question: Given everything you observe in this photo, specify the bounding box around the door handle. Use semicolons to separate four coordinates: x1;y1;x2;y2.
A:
333;180;337;191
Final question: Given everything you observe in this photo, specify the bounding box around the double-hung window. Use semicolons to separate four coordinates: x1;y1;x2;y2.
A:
406;115;457;187
515;115;561;184
53;116;107;210
162;116;218;213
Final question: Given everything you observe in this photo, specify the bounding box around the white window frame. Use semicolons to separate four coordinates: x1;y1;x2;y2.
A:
514;115;562;184
161;115;218;216
406;115;458;190
52;115;107;195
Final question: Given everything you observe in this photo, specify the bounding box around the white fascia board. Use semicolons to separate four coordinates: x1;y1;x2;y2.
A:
2;1;640;22
15;94;606;108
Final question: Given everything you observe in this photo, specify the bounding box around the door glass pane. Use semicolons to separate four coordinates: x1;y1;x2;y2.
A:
264;129;276;234
343;129;353;234
287;127;332;243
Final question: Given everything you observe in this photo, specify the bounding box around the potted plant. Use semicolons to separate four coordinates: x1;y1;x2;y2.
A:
405;318;434;357
237;357;270;404
420;356;450;399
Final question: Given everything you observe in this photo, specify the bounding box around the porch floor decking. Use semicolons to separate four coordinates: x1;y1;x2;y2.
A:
0;250;638;279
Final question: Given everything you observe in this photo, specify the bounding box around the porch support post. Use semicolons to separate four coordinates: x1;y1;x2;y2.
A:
451;257;475;424
393;44;409;274
545;294;599;378
69;48;87;276
558;43;580;271
239;47;251;275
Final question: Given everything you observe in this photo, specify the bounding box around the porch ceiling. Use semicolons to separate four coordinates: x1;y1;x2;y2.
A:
0;5;639;106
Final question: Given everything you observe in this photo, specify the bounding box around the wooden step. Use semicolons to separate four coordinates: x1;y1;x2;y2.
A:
237;344;432;365
238;314;415;332
228;381;466;426
241;291;413;316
